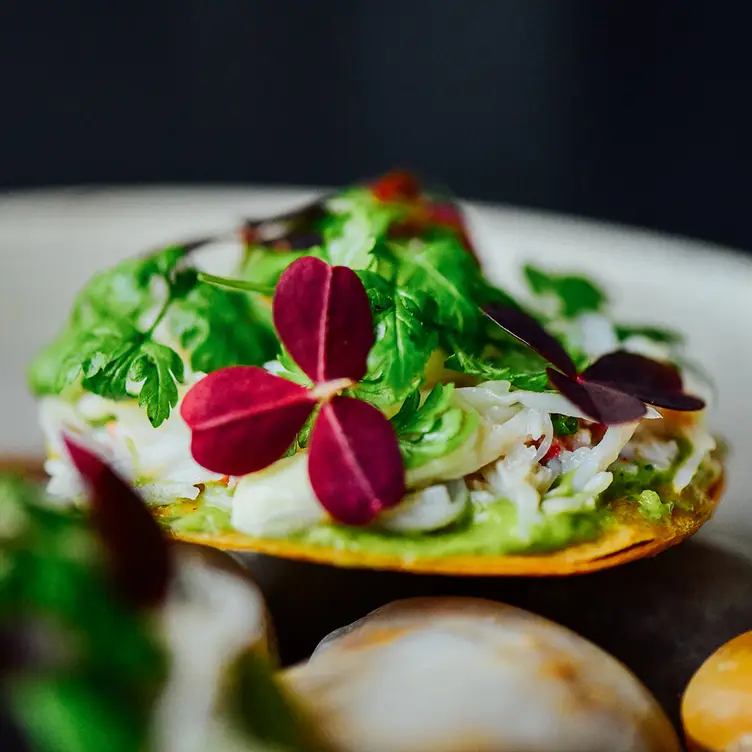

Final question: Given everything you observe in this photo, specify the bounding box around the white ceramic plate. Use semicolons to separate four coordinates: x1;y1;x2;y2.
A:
1;186;750;561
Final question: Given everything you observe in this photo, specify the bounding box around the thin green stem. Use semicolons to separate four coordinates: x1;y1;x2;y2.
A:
198;272;275;297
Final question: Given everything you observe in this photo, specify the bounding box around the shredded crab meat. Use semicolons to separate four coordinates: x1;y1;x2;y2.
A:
39;365;713;536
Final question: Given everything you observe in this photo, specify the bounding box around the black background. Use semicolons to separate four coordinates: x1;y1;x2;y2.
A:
2;2;751;251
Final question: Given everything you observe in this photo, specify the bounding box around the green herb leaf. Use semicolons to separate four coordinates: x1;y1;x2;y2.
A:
389;232;484;333
71;246;185;328
30;245;276;426
354;272;437;409
241;247;326;289
271;347;311;387
323;188;405;269
615;324;684;345
442;333;550;392
131;342;185;427
391;384;478;468
524;264;606;318
168;284;277;374
552;414;579;436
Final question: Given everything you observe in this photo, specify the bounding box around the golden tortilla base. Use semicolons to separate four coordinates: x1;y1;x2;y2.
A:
8;453;723;576
162;475;724;577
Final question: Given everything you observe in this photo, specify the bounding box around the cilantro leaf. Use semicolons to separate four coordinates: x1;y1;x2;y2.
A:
442;333;511;382
354;272;438;409
130;342;184;427
389;232;484;333
391;384;478;468
73;327;183;427
322;188;405;268
168;284;277;374
30;241;279;426
71;246;185;328
524;264;606;318
442;333;550;392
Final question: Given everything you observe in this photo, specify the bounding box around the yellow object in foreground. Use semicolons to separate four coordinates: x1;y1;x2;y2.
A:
682;631;752;752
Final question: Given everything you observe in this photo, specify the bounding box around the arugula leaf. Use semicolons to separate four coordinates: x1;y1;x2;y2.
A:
354;272;438;409
168;284;277;374
614;324;684;345
391;384;478;468
524;264;606;318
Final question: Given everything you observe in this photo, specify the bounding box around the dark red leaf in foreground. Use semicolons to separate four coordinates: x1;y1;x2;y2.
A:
273;257;375;384
483;305;578;377
581;350;706;411
547;370;648;425
308;396;405;526
181;366;316;476
63;436;172;609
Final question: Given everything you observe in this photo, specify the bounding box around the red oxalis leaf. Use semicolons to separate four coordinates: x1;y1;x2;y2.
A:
181;366;316;476
63;436;172;609
580;350;705;411
273;257;374;384
484;302;705;421
547;369;648;425
308;396;405;526
483;305;578;377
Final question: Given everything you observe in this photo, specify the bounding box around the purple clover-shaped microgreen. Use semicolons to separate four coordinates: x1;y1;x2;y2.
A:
483;305;705;425
181;256;406;525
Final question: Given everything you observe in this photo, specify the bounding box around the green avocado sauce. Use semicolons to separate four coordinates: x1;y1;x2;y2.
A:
166;493;609;556
164;450;721;558
289;499;608;557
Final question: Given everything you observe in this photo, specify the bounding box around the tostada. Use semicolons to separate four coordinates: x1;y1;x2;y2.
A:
29;172;724;575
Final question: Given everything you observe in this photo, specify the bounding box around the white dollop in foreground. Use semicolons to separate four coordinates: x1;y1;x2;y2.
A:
283;597;679;752
153;544;272;752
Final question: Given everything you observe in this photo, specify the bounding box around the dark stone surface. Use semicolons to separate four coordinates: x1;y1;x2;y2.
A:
243;539;752;735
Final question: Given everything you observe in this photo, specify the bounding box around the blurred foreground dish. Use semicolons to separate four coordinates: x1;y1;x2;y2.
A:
0;450;321;752
283;596;680;751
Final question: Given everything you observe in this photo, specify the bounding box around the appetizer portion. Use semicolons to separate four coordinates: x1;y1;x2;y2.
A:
30;172;723;574
0;446;317;752
682;631;752;752
283;597;680;751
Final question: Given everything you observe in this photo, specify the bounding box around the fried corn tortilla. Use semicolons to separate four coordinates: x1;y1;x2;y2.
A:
27;172;725;577
155;464;723;577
